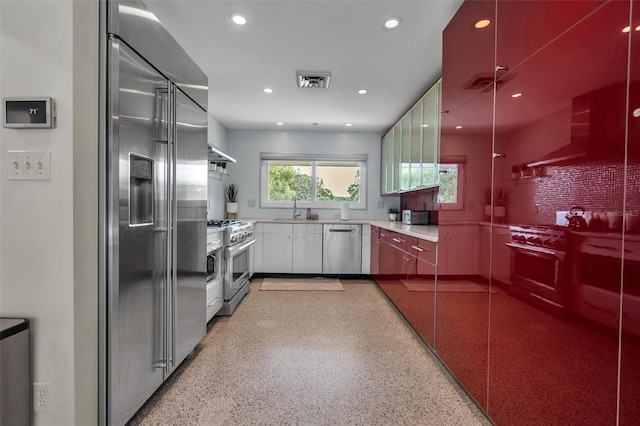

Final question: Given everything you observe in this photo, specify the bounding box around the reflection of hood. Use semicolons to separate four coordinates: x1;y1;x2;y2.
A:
528;84;627;167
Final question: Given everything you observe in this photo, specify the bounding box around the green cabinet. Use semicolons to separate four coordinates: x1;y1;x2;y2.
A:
380;79;441;194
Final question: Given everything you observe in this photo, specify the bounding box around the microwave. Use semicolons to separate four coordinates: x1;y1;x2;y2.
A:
402;210;430;225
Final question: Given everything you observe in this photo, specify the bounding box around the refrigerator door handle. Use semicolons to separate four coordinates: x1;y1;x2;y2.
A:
169;83;178;368
154;86;170;371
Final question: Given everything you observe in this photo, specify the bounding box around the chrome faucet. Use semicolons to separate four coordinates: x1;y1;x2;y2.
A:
293;195;301;219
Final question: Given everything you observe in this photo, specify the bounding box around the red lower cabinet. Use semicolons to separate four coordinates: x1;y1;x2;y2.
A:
374;230;436;348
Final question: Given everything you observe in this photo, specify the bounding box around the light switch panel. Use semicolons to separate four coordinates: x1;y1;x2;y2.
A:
8;151;50;180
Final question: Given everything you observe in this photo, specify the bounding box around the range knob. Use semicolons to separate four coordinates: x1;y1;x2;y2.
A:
231;235;238;243
543;239;553;247
527;236;536;244
533;237;542;246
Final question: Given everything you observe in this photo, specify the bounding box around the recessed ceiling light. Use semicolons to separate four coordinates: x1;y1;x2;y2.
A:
636;25;640;31
474;19;491;29
623;25;631;33
633;108;640;118
358;89;368;95
276;122;284;126
346;123;353;127
263;88;273;94
511;93;522;98
456;125;463;130
384;18;400;30
422;124;429;128
231;14;247;25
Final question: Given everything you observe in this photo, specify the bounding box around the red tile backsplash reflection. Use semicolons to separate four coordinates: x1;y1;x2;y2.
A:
505;159;639;226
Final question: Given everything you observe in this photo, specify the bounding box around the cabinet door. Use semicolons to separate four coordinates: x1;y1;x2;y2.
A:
254;231;263;273
409;258;436;348
371;226;380;275
439;226;480;275
292;224;323;273
393;122;402;192
410;101;423;189
292;234;322;273
422;81;440;187
380;132;389;194
262;224;293;273
400;115;412;190
262;233;292;273
386;127;395;193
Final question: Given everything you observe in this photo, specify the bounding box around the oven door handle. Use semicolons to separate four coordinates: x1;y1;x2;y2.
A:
505;242;564;260
225;238;256;256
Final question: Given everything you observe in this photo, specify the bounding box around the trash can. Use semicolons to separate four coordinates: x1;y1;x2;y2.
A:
1;318;30;426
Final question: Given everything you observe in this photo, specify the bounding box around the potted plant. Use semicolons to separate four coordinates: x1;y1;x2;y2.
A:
483;189;492;218
494;188;508;221
388;208;399;222
483;188;509;221
226;183;238;214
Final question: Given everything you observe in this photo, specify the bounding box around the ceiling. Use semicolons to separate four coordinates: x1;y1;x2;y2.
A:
144;0;464;132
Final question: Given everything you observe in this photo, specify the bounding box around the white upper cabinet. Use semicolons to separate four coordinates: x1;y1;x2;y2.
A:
380;79;441;194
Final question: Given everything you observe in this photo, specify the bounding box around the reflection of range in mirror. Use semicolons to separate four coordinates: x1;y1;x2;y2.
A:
3;97;55;128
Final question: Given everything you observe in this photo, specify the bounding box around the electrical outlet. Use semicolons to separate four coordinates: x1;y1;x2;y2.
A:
33;383;52;412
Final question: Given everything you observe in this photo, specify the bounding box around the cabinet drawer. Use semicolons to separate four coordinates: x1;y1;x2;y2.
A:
293;223;323;234
388;231;417;253
416;239;437;265
262;223;293;234
206;278;224;322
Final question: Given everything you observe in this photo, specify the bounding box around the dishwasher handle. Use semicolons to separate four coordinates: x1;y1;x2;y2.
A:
329;229;356;233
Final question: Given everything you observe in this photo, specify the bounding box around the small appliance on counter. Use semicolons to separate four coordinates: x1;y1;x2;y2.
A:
402;210;430;225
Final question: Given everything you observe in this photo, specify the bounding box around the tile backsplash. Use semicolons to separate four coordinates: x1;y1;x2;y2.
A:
400;187;439;211
506;158;640;225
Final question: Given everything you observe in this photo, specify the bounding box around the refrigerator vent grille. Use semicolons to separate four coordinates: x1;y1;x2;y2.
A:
297;72;331;89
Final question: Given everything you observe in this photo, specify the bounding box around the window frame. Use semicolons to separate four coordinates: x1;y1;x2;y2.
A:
260;153;368;210
438;157;466;211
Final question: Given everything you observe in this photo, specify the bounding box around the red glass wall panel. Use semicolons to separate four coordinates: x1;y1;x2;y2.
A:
619;1;640;424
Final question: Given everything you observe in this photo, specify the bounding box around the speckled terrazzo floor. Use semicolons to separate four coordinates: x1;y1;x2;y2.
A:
128;278;491;426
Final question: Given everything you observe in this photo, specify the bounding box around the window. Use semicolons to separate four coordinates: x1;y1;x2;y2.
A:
260;153;367;209
438;160;465;210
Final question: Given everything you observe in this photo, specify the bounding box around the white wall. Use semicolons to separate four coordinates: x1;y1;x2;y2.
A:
225;129;397;220
0;1;98;424
207;114;229;219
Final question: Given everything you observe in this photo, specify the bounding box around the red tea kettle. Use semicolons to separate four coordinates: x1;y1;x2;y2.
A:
566;206;588;231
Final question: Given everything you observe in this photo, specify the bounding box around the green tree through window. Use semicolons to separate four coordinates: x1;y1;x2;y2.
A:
267;161;361;203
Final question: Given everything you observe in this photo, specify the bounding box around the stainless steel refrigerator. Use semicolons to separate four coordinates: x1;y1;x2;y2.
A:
102;1;207;424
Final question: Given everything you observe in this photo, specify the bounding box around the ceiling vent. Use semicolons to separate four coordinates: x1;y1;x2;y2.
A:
297;72;331;89
460;72;512;92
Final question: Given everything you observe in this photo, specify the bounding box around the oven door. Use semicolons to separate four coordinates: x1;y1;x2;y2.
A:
506;242;568;316
224;239;255;298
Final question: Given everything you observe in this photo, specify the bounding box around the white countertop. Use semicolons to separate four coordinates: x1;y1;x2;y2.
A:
368;221;439;242
246;218;440;242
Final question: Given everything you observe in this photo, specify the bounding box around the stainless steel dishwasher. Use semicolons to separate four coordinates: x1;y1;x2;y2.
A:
323;224;362;274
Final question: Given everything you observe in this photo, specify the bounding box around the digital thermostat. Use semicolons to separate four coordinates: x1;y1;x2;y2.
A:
3;97;55;128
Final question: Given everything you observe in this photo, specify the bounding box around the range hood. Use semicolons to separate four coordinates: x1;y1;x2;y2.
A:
528;83;627;167
208;145;236;163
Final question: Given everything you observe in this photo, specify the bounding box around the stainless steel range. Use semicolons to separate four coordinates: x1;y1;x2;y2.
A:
506;225;570;318
207;220;255;315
